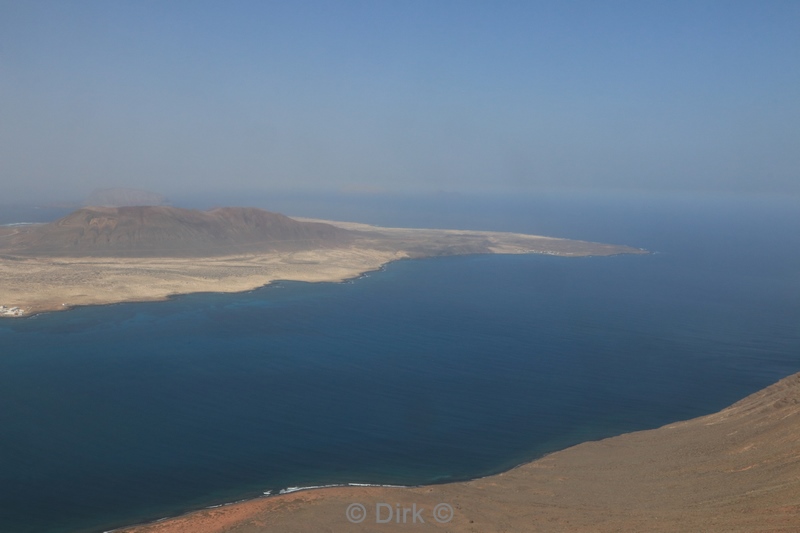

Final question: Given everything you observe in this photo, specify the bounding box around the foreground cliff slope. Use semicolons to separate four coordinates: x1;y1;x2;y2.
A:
122;372;800;532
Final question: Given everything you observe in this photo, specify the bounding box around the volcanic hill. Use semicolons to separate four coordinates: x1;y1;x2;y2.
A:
2;206;353;257
84;187;170;207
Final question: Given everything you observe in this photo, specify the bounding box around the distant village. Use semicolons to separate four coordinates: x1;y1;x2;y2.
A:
0;305;25;317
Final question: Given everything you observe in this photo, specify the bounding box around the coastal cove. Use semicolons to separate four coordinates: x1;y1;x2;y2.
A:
1;194;799;533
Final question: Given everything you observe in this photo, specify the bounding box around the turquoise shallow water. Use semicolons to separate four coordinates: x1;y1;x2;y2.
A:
1;194;799;533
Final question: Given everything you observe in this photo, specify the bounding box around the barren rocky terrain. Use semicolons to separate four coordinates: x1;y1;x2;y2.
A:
0;207;643;316
120;372;800;532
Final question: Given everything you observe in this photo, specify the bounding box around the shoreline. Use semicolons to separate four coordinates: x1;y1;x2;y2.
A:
6;256;396;319
114;371;800;532
0;247;407;318
0;218;647;318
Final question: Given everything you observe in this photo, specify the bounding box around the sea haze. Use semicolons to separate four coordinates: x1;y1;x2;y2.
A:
0;193;798;533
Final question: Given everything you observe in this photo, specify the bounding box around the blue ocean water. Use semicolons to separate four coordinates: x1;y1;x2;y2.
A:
0;193;799;533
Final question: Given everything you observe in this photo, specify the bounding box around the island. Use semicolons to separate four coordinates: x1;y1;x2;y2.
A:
0;205;645;317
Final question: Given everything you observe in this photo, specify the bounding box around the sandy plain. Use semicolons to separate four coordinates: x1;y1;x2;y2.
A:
0;219;643;316
119;371;800;533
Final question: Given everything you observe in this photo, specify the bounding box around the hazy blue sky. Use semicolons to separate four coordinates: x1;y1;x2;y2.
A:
1;1;798;202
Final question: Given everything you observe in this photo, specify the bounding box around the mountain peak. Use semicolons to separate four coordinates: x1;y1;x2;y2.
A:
3;206;352;257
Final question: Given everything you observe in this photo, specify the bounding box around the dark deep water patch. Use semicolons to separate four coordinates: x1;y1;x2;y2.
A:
0;193;798;533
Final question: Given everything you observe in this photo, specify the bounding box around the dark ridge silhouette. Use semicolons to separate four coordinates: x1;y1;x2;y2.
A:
84;187;170;207
3;206;353;257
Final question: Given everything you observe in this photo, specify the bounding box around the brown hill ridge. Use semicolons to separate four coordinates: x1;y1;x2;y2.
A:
84;187;170;207
4;206;352;256
120;372;800;533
